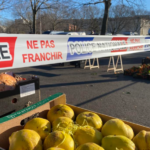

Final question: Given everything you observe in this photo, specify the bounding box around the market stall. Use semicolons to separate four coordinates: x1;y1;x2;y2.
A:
1;34;150;150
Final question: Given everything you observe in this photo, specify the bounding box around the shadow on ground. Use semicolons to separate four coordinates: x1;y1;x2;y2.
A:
17;71;60;77
40;74;150;89
75;82;136;107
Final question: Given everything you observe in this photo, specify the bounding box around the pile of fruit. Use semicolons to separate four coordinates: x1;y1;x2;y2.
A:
0;72;26;92
124;64;150;79
8;104;150;150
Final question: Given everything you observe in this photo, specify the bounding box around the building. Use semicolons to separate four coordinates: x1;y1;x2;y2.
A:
107;15;150;35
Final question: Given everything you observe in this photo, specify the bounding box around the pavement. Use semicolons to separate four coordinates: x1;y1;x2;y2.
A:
3;51;150;127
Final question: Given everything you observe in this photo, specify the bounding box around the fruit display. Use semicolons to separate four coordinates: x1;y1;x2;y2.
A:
0;72;26;92
124;64;150;79
5;103;150;150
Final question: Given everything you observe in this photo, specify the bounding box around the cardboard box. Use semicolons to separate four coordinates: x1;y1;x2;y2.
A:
0;77;41;117
0;92;150;149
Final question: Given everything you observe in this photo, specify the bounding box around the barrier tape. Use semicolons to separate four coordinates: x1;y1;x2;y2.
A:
0;34;150;70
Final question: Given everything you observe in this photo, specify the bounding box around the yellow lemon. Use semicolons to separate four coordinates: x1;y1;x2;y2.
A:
47;104;75;123
76;112;103;130
9;129;42;150
102;119;134;139
76;143;104;150
102;135;136;150
44;131;74;150
24;117;51;140
133;130;150;150
52;117;74;131
73;126;103;147
47;148;65;150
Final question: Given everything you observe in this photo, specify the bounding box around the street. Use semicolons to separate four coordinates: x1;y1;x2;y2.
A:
6;51;150;127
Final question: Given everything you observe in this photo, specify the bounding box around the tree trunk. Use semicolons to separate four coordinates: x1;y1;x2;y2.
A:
33;10;36;34
101;0;111;35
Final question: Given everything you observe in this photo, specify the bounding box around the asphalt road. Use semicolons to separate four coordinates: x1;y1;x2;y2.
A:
3;52;150;127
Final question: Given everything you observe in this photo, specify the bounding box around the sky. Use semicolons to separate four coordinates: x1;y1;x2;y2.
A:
1;0;150;22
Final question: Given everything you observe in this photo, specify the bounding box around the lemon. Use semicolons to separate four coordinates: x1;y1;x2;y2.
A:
44;131;74;150
24;117;51;140
9;129;42;150
102;119;134;139
74;126;103;147
102;135;136;150
52;117;74;131
76;143;104;150
76;112;103;130
47;148;65;150
133;130;150;150
47;104;75;123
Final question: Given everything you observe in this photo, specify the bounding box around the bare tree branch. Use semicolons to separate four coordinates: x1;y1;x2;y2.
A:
30;0;34;10
84;1;105;6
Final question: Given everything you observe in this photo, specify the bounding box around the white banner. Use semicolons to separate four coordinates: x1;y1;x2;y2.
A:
0;34;150;70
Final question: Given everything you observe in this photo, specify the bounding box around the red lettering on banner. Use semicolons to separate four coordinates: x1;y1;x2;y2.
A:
111;37;128;53
40;40;45;48
45;40;51;48
22;52;62;63
135;39;140;43
51;52;55;60
40;53;46;61
27;41;33;49
58;52;62;59
130;38;143;51
130;38;140;43
33;40;39;49
50;40;55;48
27;40;55;49
46;52;51;60
40;40;55;48
28;54;35;62
22;54;27;63
35;53;41;61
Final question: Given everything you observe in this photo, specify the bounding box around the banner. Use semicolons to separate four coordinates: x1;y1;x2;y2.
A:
0;34;150;70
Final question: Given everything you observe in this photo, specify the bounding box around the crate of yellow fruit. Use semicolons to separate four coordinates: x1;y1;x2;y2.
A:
0;92;150;150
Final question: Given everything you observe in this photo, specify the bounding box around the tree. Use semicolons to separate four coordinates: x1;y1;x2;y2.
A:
69;5;102;33
13;0;58;34
39;2;70;31
12;2;33;33
0;0;11;10
82;0;143;35
107;5;131;34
